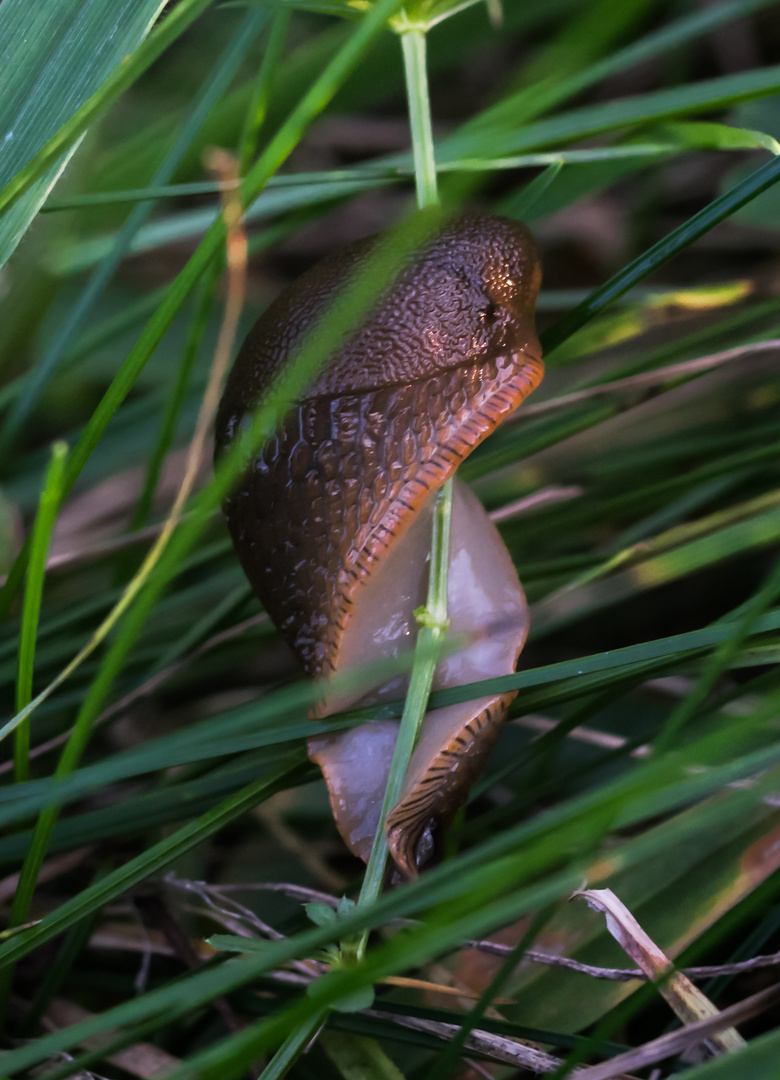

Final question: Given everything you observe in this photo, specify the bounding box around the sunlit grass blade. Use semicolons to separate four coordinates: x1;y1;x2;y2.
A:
444;61;780;166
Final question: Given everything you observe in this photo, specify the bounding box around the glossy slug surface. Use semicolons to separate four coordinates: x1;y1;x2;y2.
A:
216;212;543;875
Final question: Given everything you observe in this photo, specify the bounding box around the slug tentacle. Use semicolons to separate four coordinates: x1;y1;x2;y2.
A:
216;212;543;876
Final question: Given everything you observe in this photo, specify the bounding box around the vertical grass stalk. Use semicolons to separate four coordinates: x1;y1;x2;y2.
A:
259;19;448;1079
400;30;439;209
357;16;450;916
357;481;451;911
14;441;68;783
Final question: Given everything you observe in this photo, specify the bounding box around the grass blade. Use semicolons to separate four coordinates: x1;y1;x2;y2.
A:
541;154;780;355
0;0;170;268
0;0;215;220
0;0;404;623
14;442;68;783
0;8;267;457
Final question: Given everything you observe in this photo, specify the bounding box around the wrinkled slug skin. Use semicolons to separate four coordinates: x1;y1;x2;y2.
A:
215;212;543;876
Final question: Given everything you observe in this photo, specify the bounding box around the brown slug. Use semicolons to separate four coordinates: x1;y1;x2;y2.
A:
215;212;543;877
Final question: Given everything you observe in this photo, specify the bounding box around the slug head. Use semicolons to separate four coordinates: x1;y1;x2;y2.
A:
216;211;541;435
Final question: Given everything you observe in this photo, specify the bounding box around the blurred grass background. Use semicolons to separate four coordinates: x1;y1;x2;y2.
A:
3;0;780;1077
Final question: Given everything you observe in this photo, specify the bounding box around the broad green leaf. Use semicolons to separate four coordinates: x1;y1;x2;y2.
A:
305;902;339;927
0;0;215;224
0;0;168;268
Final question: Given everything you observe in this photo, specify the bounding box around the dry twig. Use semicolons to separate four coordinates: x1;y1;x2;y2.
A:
576;981;780;1080
184;877;780;985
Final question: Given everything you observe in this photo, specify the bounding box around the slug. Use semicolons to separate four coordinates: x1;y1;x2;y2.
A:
215;212;543;877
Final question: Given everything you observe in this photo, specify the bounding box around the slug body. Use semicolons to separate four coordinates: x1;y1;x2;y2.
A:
216;213;543;876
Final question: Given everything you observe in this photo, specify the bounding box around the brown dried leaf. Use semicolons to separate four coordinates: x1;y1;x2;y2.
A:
574;887;745;1054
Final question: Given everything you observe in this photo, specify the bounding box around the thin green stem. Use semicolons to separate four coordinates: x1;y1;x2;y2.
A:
14;442;68;784
262;24;448;1080
358;483;452;913
262;33;449;1080
400;30;439;208
357;17;449;919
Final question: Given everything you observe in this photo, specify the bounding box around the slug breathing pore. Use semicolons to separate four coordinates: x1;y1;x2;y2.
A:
215;212;543;877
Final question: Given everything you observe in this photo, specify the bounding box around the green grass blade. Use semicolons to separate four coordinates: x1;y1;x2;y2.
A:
437;61;780;172
240;8;291;173
0;0;215;220
0;0;404;624
130;266;220;531
400;30;438;207
0;9;265;459
0;0;170;268
13;442;68;783
541;154;780;355
470;0;779;136
358;16;444;915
